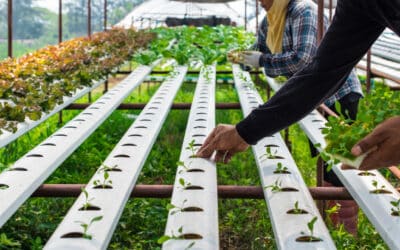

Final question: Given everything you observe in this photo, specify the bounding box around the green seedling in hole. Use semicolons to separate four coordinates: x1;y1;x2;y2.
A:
291;201;304;214
390;198;400;216
157;226;196;249
74;216;103;240
98;164;119;173
325;203;340;226
178;178;192;190
370;180;387;193
93;171;112;188
186;139;198;158
177;160;192;174
300;216;319;241
274;162;289;174
264;179;282;193
81;188;94;210
167;199;188;215
259;146;278;161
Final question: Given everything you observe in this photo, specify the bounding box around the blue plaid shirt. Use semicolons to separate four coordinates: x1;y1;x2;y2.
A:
256;0;362;107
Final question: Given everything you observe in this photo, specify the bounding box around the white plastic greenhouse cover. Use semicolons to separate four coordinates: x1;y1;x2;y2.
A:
117;0;256;29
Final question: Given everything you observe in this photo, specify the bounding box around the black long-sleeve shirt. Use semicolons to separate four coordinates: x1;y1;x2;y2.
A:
236;0;400;145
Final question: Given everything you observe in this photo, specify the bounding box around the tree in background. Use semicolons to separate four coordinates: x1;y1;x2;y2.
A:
0;0;45;40
13;0;45;39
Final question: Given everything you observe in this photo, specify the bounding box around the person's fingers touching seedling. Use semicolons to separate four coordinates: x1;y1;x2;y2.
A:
351;116;400;170
196;124;249;163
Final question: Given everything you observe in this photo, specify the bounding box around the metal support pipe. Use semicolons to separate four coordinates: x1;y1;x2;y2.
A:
65;103;242;110
316;157;326;217
7;0;12;58
32;184;355;200
317;0;324;44
88;0;91;37
104;0;107;31
255;0;259;33
58;0;62;43
366;49;372;93
244;0;247;31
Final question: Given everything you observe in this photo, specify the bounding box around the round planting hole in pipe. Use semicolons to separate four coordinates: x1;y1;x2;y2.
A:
391;211;400;216
93;185;113;189
8;168;27;171
41;143;56;146
286;209;308;214
27;154;43;158
79;205;101;211
273;170;291;174
140;119;151;122
114;154;130;158
82;113;93;115
122;143;137;147
186;169;205;173
89;107;99;109
54;134;67;137
181;234;203;240
129;134;143;137
267;155;285;159
134;126;147;129
192;134;206;137
74;119;86;122
195;119;206;121
65;126;77;129
358;171;375;176
184;186;204;190
61;232;84;238
281;187;299;192
296;236;322;242
196;112;207;115
149;107;158;110
0;184;9;189
265;144;279;148
144;113;155;115
370;189;392;194
182;207;204;212
194;126;206;129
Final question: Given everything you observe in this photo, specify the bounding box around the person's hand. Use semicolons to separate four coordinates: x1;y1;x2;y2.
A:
196;124;249;163
351;116;400;170
238;51;262;68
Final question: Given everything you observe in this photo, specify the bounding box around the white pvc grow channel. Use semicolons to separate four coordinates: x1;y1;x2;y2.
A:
233;65;335;250
0;62;158;228
44;65;188;250
266;75;400;249
163;65;218;250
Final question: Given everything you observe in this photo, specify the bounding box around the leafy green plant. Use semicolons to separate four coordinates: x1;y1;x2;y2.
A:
322;86;400;166
74;216;103;240
81;188;94;210
264;179;282;193
186;139;198;158
177;160;192;174
98;164;120;172
390;198;400;216
273;162;290;174
259;146;280;161
288;201;307;215
93;171;113;188
370;180;387;194
157;226;195;249
178;178;192;190
166;199;187;215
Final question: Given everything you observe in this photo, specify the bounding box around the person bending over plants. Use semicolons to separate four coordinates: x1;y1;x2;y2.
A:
229;0;363;235
198;0;400;236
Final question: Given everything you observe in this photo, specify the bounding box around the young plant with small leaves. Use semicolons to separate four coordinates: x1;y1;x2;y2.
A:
178;177;192;190
75;216;103;240
81;188;94;210
264;179;282;193
259;146;279;161
274;162;290;174
166;199;188;215
186;139;198;158
93;171;113;188
390;198;400;216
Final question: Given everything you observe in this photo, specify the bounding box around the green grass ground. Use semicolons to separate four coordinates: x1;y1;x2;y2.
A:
0;71;390;249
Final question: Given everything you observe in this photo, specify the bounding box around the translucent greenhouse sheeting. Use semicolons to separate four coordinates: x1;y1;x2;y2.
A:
116;0;256;29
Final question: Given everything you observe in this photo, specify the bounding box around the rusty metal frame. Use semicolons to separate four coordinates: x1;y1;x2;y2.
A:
7;0;12;58
32;184;355;200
